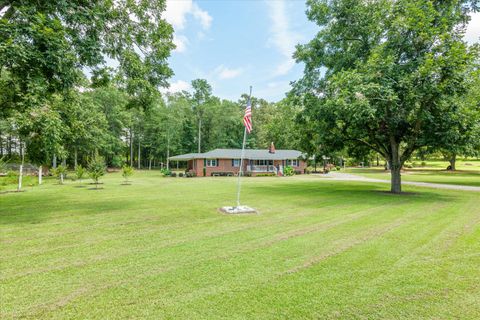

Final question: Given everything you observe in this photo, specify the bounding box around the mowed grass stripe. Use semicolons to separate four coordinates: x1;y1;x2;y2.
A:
1;173;479;319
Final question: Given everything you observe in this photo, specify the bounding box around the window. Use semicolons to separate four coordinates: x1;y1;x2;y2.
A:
254;160;273;166
286;159;299;167
206;159;217;167
232;159;241;167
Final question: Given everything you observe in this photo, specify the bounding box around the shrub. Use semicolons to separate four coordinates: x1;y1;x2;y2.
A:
185;171;196;178
160;168;171;176
211;172;235;176
179;172;184;177
88;155;106;188
121;165;134;183
0;157;6;174
170;172;177;177
421;161;427;167
283;166;294;176
404;164;413;169
111;156;123;168
256;173;276;177
52;165;67;184
336;166;341;171
2;170;18;185
75;165;86;182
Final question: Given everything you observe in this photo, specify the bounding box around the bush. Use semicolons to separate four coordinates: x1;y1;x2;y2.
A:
160;168;171;176
75;165;86;182
421;161;427;167
283;166;294;176
170;172;177;177
404;164;413;169
0;157;7;174
1;170;19;185
336;166;341;171
179;172;184;177
52;165;67;184
256;173;276;177
121;165;134;183
185;171;196;178
111;156;123;168
88;155;106;188
211;172;235;176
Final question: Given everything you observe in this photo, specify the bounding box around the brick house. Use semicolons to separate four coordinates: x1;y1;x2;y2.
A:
169;145;307;177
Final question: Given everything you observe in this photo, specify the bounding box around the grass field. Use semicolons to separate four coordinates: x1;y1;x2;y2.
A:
344;160;480;187
1;172;480;319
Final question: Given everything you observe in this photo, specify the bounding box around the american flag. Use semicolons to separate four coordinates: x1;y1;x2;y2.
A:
243;98;252;133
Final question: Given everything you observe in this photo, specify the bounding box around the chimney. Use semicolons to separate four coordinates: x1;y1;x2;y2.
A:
268;142;276;154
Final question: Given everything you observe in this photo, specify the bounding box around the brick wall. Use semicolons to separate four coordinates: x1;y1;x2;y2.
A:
189;158;307;176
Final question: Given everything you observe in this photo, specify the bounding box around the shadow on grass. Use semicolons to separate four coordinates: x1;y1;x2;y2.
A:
248;180;457;207
0;192;137;225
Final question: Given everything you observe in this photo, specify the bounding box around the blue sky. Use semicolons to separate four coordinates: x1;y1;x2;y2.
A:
163;0;480;102
163;0;317;102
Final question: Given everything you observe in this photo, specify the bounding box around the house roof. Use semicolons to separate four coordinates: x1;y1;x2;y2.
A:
169;149;305;161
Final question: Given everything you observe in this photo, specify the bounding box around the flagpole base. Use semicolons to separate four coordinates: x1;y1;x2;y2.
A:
219;205;257;214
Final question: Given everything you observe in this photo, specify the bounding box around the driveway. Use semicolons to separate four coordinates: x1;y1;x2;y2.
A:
318;172;480;192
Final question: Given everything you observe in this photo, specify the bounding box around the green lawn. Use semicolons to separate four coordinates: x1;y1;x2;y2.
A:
1;172;480;319
344;164;480;187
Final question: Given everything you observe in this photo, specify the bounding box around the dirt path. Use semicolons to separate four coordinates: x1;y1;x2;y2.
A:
319;172;480;192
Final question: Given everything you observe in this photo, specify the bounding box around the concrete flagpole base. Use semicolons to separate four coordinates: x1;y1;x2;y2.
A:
219;206;257;214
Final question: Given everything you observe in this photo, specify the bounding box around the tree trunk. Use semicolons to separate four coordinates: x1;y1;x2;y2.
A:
17;142;24;191
130;129;133;167
389;141;402;193
74;148;78;168
166;136;170;170
53;154;57;168
449;154;456;171
149;157;152;170
198;118;202;153
137;138;141;169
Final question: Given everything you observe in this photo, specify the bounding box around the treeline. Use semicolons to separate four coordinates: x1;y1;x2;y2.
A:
0;77;302;169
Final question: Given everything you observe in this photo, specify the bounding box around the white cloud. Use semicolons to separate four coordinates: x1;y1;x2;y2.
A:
465;12;480;44
162;80;191;94
214;65;244;79
164;0;212;30
266;0;302;76
164;0;212;54
173;34;189;53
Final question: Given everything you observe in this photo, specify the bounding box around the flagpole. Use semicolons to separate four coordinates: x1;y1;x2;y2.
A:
236;86;252;208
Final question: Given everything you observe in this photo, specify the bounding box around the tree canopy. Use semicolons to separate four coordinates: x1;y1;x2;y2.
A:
293;0;480;193
0;0;174;113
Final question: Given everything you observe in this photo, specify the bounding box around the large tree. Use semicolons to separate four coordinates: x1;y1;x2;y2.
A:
294;0;480;193
0;0;174;113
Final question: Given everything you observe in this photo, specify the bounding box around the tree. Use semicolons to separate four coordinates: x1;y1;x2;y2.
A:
0;0;174;113
293;0;480;193
191;79;212;153
433;70;480;170
52;165;67;185
88;155;106;189
75;165;86;183
121;165;134;184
